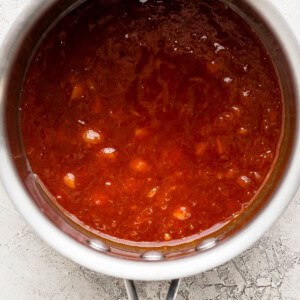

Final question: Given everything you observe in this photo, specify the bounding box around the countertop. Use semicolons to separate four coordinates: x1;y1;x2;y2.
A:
1;1;300;299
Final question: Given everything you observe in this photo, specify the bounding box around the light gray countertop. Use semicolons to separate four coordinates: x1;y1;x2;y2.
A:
1;1;300;299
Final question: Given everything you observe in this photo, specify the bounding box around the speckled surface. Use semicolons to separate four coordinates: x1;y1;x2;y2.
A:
1;1;300;299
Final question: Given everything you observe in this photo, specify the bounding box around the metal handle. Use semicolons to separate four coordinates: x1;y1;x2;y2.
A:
124;279;181;300
165;279;181;300
124;279;139;300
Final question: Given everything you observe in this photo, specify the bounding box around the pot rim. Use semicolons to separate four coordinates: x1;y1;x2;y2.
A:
0;0;300;281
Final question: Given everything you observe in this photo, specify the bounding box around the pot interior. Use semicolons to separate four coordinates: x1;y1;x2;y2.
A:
2;0;296;261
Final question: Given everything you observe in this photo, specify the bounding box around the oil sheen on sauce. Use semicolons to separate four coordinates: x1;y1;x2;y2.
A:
21;0;283;243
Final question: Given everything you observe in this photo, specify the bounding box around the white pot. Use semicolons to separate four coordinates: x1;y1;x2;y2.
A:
0;0;299;285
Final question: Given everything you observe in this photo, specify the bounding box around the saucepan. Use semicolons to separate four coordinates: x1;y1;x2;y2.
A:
0;0;299;299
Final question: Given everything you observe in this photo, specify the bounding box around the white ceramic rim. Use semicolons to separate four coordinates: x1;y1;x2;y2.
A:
0;0;300;281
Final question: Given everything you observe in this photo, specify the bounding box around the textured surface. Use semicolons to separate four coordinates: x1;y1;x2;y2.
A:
0;1;300;299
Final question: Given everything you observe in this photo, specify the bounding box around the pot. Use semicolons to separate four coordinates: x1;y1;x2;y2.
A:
0;0;299;298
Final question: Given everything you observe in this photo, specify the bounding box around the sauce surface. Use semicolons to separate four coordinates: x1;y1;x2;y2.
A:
21;0;283;243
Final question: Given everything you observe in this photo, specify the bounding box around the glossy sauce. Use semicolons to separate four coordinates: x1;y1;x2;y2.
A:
21;0;283;243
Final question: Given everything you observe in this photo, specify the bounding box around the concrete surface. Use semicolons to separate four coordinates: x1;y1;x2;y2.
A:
0;0;300;299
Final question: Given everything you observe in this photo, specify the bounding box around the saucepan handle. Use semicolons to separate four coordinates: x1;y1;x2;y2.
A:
124;279;181;300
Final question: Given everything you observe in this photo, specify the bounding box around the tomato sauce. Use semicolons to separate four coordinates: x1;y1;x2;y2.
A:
21;0;283;243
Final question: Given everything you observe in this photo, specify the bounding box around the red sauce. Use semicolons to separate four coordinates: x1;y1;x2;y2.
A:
21;0;283;243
